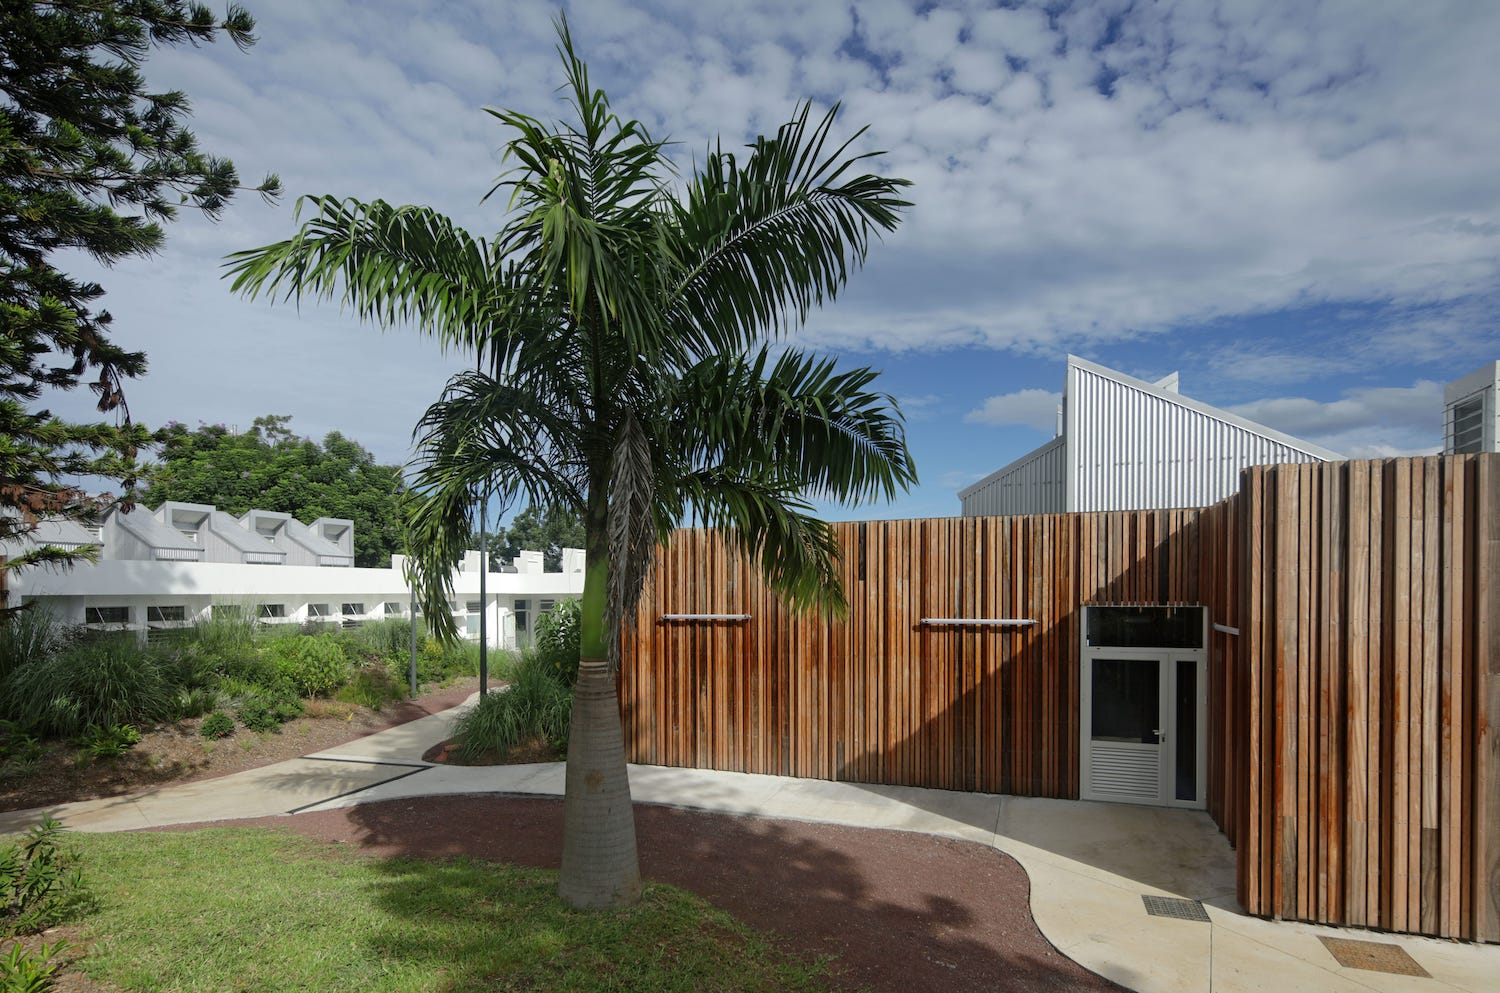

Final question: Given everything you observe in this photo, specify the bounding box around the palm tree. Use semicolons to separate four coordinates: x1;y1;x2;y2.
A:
225;19;915;909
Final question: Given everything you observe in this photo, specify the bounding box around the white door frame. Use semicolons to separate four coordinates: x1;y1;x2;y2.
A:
1079;610;1208;809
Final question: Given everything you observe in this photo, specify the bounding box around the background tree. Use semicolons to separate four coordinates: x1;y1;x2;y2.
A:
0;1;280;613
227;18;913;910
488;503;585;571
142;415;405;567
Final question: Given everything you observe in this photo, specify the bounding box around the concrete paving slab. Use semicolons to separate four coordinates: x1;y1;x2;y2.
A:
0;759;427;833
994;796;1239;904
307;693;477;763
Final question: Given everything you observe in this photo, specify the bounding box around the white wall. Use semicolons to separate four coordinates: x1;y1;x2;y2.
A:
12;551;585;650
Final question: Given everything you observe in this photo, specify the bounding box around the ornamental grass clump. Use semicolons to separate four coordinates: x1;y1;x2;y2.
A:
451;651;572;760
4;636;175;739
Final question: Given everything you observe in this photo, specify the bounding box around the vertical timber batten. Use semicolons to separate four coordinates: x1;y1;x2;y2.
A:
618;454;1499;942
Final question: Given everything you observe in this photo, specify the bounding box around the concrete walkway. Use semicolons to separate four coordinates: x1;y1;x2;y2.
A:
2;699;1494;993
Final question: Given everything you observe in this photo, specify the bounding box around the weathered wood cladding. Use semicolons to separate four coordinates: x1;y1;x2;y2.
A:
1233;455;1499;942
619;509;1234;798
617;454;1496;942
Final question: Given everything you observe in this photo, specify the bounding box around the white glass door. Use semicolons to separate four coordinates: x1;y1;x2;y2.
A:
1080;645;1207;808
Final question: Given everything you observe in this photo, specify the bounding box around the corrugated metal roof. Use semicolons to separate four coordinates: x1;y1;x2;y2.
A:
961;355;1343;516
1066;356;1340;512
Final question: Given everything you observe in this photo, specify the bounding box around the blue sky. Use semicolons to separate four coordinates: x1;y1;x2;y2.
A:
55;0;1500;523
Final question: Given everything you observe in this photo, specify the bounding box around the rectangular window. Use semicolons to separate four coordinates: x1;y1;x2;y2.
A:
1085;606;1203;649
1450;396;1485;453
383;602;404;616
539;599;556;613
259;603;286;619
465;601;482;614
341;602;364;616
147;605;185;623
307;603;331;617
85;606;128;624
513;598;529;635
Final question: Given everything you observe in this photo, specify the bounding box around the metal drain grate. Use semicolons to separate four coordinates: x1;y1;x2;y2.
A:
1141;895;1211;922
1319;937;1430;977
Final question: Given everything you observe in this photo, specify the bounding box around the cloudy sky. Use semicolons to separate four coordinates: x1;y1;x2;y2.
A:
56;0;1500;521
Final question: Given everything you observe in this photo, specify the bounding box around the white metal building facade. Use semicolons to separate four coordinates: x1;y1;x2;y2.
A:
1443;360;1499;454
959;356;1344;516
5;503;584;649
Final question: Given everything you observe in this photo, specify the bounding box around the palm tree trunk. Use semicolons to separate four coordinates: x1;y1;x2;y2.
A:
557;505;641;909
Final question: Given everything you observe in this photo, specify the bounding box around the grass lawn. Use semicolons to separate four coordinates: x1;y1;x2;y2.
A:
58;828;837;992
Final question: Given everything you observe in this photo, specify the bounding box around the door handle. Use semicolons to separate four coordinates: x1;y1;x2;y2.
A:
1153;729;1166;743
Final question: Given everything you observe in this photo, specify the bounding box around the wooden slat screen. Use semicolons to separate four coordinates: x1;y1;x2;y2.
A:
621;509;1229;798
1233;455;1499;941
617;453;1496;942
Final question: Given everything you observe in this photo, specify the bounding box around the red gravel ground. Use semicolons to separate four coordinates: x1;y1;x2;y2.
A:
225;794;1124;993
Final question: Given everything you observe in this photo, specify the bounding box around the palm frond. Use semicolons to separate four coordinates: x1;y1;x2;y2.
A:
604;412;658;670
403;369;588;639
679;467;848;619
666;103;911;355
669;347;917;506
223;196;506;354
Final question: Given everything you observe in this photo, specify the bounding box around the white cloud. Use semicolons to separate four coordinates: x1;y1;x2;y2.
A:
48;0;1499;485
963;389;1061;432
1229;381;1445;457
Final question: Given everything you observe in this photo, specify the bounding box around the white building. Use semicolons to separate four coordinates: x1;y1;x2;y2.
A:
959;355;1344;516
1443;360;1499;454
5;503;584;648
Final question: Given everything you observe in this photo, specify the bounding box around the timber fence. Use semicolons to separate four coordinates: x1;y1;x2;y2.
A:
616;453;1498;941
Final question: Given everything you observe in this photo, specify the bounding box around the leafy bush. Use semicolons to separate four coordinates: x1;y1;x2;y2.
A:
0;723;42;783
0;817;89;937
199;712;234;740
3;637;175;738
235;690;302;733
334;665;406;710
533;597;581;685
0;938;71;993
349;618;414;664
189;609;259;674
0;609;68;690
74;724;141;761
400;636;478;687
172;686;220;720
451;652;572;760
265;633;350;698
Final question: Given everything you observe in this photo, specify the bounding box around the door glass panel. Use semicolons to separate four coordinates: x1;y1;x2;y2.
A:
1091;658;1159;743
1176;659;1198;801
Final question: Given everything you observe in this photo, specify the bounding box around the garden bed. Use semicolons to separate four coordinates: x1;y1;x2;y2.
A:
0;679;481;813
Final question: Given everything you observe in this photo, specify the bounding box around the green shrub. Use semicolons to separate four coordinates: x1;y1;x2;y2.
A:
265;633;350;698
189;609;259;673
0;817;89;937
349;617;415;664
0;609;68;690
199;712;234;740
451;652;572;760
171;686;220;720
533;597;581;685
74;724;141;761
334;665;406;710
0;723;42;783
400;636;479;687
3;637;175;738
0;938;71;993
234;690;302;732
